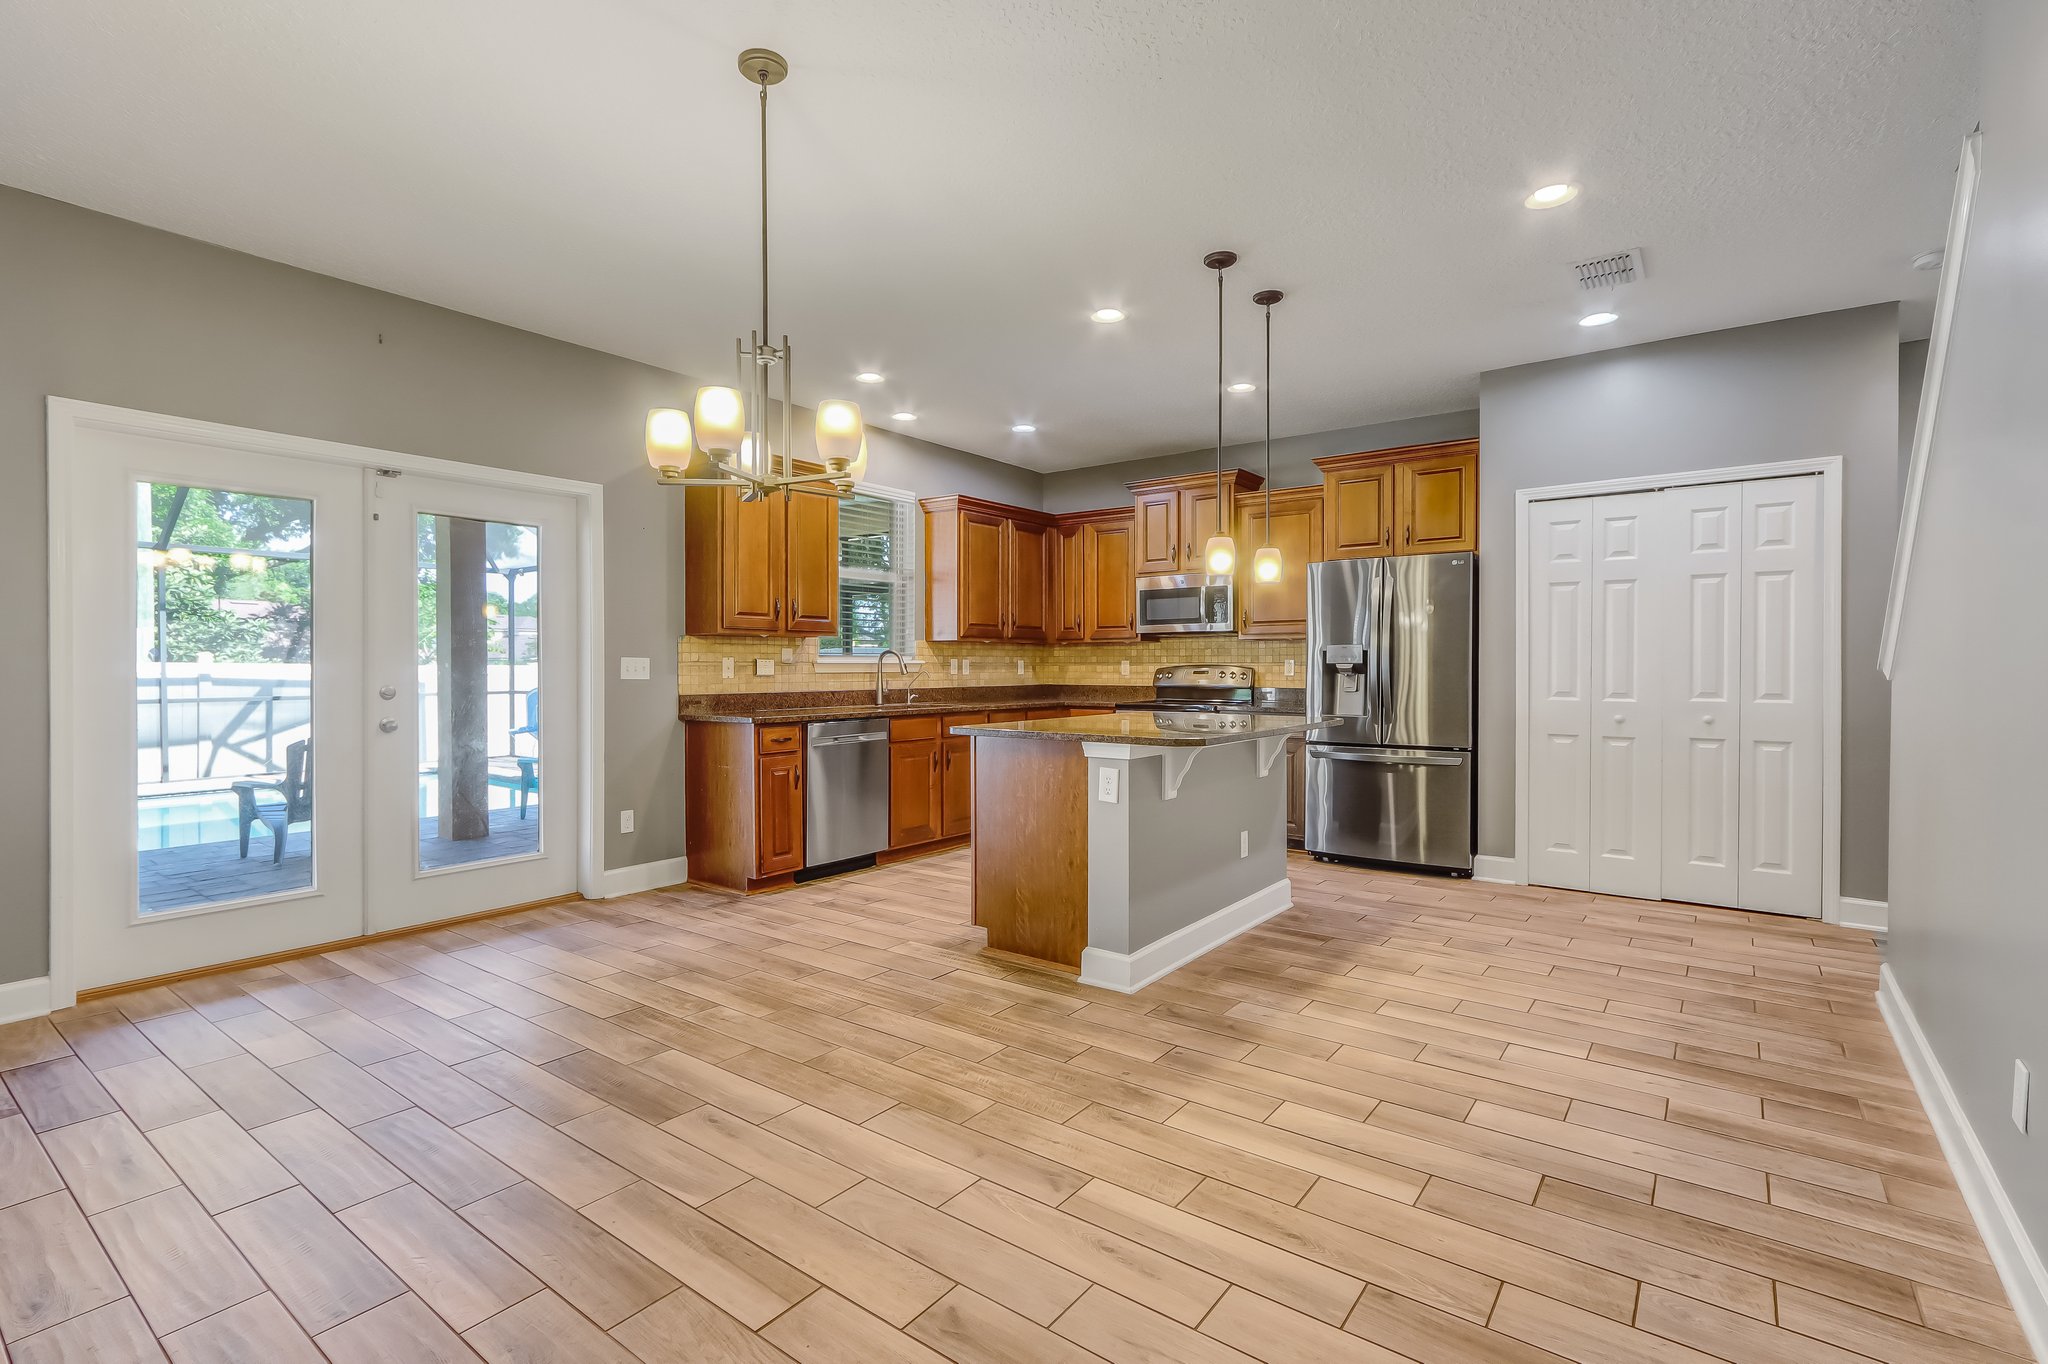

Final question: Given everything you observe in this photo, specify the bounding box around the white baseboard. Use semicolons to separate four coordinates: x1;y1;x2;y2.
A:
0;976;52;1025
1472;855;1523;885
1080;880;1292;995
596;857;690;900
1837;896;1889;933
1878;964;2047;1361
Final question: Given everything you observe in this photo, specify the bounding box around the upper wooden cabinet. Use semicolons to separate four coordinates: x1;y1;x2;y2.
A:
1315;440;1477;560
683;483;839;637
1052;523;1086;643
922;496;1054;642
1126;470;1263;575
1079;512;1137;641
1236;486;1325;638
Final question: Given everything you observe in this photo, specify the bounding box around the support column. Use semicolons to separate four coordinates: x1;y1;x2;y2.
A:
438;516;491;841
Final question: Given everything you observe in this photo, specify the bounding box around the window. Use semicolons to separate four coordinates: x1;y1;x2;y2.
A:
823;488;919;657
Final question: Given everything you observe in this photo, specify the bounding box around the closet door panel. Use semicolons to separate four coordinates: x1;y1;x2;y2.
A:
1660;485;1743;908
1526;499;1593;891
1738;476;1823;916
1588;494;1662;899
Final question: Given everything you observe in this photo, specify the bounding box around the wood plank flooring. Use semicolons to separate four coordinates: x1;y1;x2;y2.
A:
2;851;2031;1363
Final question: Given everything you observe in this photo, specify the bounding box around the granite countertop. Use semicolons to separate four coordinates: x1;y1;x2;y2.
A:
951;712;1329;747
679;685;1305;726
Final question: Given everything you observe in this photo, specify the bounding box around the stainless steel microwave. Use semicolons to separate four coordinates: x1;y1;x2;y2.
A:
1135;573;1236;634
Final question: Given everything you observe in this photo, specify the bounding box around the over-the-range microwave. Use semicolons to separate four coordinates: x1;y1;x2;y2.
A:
1135;572;1236;634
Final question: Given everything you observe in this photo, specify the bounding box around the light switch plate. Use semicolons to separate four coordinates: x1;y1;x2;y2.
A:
1239;830;1248;857
619;809;635;834
963;659;972;675
781;647;795;663
2016;1060;2032;1133
1097;767;1119;803
1284;658;1297;678
1016;659;1026;676
949;658;960;674
1119;659;1130;677
721;657;735;680
619;656;650;681
755;658;775;676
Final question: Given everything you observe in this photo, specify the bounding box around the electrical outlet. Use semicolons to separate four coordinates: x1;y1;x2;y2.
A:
2016;1061;2032;1133
720;657;735;679
619;656;650;681
1239;830;1249;857
755;657;774;677
781;647;795;663
963;658;972;675
949;658;959;674
1097;767;1119;803
1016;659;1026;676
619;809;635;834
1284;658;1297;678
1119;659;1130;677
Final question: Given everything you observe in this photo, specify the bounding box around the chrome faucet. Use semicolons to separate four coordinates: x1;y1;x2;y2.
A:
874;648;911;705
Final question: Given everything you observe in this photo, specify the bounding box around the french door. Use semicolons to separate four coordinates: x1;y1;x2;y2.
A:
56;415;582;992
1523;473;1825;915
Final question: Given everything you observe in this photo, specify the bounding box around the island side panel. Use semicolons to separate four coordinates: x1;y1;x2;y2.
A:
684;720;756;893
970;735;1089;968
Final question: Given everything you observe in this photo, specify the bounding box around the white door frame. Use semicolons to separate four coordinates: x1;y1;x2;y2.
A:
46;397;607;1010
1511;456;1844;923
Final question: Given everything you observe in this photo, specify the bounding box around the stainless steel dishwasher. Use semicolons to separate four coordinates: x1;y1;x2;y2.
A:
804;717;891;867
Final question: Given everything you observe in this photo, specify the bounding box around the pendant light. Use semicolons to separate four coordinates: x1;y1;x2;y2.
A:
1250;289;1285;584
645;48;866;499
1201;251;1238;576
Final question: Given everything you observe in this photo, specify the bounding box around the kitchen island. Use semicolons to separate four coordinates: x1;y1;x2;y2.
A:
952;711;1327;992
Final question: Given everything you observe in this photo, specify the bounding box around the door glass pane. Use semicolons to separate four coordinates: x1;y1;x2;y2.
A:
136;483;315;914
415;514;541;871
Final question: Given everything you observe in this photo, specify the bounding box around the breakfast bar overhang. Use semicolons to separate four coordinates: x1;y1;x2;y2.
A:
952;711;1328;992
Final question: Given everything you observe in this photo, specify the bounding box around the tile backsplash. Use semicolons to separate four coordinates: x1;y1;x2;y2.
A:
678;632;1308;695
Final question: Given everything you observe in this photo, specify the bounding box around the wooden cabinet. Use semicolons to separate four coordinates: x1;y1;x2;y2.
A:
1236;486;1325;638
754;750;805;876
940;712;983;840
1315;439;1477;560
1285;736;1306;845
684;484;839;637
888;715;943;849
1051;524;1086;643
1396;444;1478;553
922;496;1055;643
684;721;807;892
1127;471;1264;576
1082;516;1137;640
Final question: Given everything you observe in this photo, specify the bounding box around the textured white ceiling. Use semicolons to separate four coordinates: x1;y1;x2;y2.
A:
0;1;1978;471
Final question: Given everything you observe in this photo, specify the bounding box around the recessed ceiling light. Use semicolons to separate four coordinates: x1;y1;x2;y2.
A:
1010;423;1037;434
1579;311;1619;327
1525;182;1580;209
1226;382;1257;393
1911;249;1945;271
855;371;885;384
1090;307;1127;324
892;411;917;421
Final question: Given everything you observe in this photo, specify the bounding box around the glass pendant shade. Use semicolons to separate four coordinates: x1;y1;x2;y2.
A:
843;434;869;483
1204;534;1237;575
816;399;864;466
645;408;693;472
693;385;746;456
1252;545;1283;582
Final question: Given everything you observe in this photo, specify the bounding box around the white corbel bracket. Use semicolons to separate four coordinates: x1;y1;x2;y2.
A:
1254;735;1289;778
1157;749;1200;800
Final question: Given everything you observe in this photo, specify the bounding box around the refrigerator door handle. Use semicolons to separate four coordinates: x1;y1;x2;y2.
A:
1307;746;1465;766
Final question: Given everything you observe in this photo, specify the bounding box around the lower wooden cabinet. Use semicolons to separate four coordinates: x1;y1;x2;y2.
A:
888;716;943;849
755;750;805;876
940;712;983;839
684;720;807;892
1285;735;1307;845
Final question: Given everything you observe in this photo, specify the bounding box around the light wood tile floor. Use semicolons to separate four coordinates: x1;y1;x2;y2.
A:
3;851;2033;1363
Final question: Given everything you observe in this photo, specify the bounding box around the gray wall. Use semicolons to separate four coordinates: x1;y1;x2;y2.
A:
0;185;1031;985
1888;0;2048;1279
1477;304;1901;901
1041;410;1478;513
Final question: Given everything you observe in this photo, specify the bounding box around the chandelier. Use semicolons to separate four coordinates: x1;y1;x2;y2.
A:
645;48;866;500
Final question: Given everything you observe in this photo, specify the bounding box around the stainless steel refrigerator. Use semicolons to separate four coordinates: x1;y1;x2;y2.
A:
1304;553;1476;874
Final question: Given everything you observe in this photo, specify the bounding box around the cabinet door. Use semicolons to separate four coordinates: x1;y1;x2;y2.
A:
1324;463;1394;559
1285;736;1306;843
1183;484;1229;569
1132;490;1180;575
1082;518;1137;640
1005;519;1051;641
957;510;1008;639
941;735;974;838
719;487;786;632
889;738;942;848
1396;447;1477;553
755;751;805;877
1052;523;1086;642
783;488;839;636
1238;491;1323;637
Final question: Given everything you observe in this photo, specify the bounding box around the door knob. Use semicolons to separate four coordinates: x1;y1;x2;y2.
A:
1612;714;1624;724
379;718;398;733
378;684;397;700
1703;715;1716;725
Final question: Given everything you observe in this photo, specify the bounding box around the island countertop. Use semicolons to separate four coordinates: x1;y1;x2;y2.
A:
952;712;1328;746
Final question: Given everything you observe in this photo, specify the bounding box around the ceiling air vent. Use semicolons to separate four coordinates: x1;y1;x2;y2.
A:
1572;248;1645;291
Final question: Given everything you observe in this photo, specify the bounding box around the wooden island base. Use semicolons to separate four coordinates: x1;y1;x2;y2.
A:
970;736;1088;968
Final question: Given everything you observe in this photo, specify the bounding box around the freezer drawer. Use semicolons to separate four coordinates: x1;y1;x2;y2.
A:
1304;744;1473;873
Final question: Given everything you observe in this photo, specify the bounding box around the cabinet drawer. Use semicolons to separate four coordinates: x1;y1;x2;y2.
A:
1025;708;1066;720
1066;707;1115;716
889;715;941;742
943;712;988;732
756;724;803;754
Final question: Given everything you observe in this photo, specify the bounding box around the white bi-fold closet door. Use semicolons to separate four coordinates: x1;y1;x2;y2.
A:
1525;474;1823;916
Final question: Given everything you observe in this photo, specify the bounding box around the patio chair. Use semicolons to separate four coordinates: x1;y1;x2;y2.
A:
232;739;311;863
